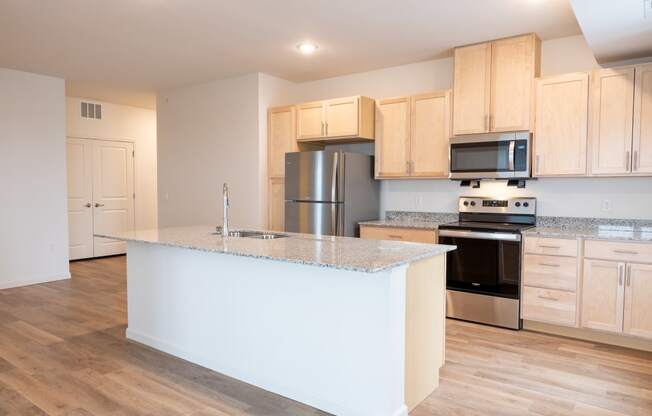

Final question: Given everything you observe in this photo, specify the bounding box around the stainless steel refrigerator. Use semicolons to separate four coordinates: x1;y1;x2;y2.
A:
285;150;379;237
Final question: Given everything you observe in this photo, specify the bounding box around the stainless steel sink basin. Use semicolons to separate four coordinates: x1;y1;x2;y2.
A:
214;228;288;239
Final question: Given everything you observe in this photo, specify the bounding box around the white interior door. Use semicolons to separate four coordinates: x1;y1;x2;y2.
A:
92;140;135;257
66;138;94;260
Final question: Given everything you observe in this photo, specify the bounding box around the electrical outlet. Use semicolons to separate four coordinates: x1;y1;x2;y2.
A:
601;199;612;212
415;196;423;209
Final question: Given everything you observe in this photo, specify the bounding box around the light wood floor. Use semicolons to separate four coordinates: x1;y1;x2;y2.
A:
0;256;649;416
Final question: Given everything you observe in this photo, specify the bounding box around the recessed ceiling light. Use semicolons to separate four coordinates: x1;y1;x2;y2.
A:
297;42;318;55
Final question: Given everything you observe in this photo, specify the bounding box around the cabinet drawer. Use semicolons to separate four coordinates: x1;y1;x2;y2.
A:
524;236;578;257
585;240;652;263
360;226;437;244
522;286;577;327
523;254;578;291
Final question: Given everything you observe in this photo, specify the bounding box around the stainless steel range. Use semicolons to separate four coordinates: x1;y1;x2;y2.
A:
438;196;536;329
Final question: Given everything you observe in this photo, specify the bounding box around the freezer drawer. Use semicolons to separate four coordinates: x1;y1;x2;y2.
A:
285;151;344;202
285;201;343;236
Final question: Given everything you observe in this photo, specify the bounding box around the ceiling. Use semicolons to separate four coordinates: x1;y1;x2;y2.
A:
0;0;581;109
571;0;652;64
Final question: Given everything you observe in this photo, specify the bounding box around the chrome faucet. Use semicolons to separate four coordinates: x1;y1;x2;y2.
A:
222;183;230;237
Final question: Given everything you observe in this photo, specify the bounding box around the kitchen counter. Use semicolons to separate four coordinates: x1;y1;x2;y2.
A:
96;225;453;415
359;211;457;231
524;217;652;242
97;225;454;273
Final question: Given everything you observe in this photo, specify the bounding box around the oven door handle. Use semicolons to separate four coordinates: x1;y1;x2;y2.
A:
438;229;521;242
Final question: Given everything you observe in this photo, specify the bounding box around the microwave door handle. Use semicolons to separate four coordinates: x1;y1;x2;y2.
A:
508;140;515;171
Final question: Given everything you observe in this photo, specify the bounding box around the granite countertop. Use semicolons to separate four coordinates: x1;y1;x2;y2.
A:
524;217;652;242
359;212;458;231
95;226;456;274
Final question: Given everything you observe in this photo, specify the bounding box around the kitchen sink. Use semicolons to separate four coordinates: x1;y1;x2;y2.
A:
214;229;289;239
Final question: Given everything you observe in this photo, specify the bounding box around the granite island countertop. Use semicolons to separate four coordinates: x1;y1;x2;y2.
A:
524;217;652;242
96;226;456;273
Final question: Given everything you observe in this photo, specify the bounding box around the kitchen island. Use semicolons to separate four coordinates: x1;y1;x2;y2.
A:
96;226;455;416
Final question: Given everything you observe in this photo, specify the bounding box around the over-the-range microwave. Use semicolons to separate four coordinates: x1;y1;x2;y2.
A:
449;131;531;179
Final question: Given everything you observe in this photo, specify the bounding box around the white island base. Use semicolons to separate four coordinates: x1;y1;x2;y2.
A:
125;241;446;416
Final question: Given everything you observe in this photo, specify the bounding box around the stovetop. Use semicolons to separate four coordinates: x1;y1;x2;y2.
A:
438;221;535;233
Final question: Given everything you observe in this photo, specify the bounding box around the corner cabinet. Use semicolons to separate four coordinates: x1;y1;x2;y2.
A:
375;91;451;179
297;96;375;142
533;72;589;176
453;33;540;135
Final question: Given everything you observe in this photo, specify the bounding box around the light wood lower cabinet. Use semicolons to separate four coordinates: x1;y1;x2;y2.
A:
360;225;437;244
624;263;652;339
268;178;285;232
522;286;577;327
581;259;625;333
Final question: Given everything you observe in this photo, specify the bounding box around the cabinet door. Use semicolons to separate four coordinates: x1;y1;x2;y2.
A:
581;260;625;333
410;91;451;178
268;177;285;232
268;106;296;177
590;67;635;175
534;73;589;176
375;97;410;177
490;34;538;132
624;263;652;340
633;64;652;174
297;101;325;140
325;97;359;138
453;42;491;135
66;138;94;260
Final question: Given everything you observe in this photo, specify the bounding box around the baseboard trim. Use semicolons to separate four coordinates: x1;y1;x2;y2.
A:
524;320;652;352
0;273;71;290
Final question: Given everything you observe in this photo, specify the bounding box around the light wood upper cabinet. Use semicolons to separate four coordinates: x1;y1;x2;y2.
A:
453;42;491;135
633;63;652;174
268;177;285;232
297;96;374;142
590;67;636;175
490;34;539;132
375;91;451;179
297;101;325;140
534;73;589;176
581;259;625;334
624;263;652;340
411;91;451;177
453;34;539;136
268;106;297;177
376;97;410;177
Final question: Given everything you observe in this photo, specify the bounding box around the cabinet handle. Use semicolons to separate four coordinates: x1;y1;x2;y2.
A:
614;250;638;255
94;203;105;208
626;264;631;287
321;121;325;136
619;264;624;286
84;203;92;208
633;151;638;171
626;151;631;171
538;244;561;249
538;263;560;268
388;235;404;239
325;122;328;136
538;295;559;302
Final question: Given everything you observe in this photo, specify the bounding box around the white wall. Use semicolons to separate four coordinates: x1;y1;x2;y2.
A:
66;98;158;230
0;68;70;289
157;73;261;228
288;35;652;220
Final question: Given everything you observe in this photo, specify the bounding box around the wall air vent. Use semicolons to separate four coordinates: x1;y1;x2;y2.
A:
81;102;102;119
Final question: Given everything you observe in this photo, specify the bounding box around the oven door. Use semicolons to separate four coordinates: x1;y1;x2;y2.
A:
438;229;521;298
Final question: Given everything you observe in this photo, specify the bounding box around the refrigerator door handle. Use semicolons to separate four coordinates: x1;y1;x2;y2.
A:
331;152;339;202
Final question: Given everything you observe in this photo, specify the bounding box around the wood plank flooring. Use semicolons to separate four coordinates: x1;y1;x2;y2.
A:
0;256;650;415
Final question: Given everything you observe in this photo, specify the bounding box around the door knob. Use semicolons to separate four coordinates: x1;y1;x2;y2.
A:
94;203;105;207
84;203;92;208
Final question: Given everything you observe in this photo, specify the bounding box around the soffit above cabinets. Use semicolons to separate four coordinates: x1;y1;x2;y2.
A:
570;0;652;63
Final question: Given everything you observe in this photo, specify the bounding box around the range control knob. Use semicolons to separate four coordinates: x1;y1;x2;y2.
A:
470;201;476;207
515;202;521;207
463;201;469;207
523;202;530;208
